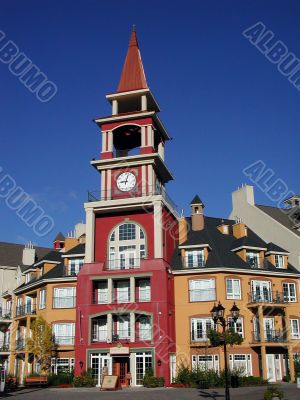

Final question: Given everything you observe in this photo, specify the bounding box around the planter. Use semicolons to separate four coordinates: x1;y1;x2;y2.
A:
169;383;188;388
56;384;73;388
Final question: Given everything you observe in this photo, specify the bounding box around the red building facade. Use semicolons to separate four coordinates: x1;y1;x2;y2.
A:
74;29;178;386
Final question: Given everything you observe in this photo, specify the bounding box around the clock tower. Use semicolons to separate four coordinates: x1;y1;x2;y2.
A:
76;28;178;387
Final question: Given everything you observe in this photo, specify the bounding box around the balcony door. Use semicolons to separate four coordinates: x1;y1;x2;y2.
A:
264;318;275;341
251;280;271;302
119;246;136;269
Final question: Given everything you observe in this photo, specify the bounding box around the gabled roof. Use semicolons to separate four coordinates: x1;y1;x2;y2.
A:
34;250;62;266
266;242;289;254
0;242;51;268
172;216;299;274
190;195;204;205
64;243;85;256
117;29;148;93
54;232;65;242
256;204;300;237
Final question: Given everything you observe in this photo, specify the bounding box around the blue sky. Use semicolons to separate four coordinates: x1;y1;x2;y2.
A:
0;0;299;246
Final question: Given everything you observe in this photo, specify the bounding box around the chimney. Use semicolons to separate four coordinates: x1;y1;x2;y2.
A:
178;212;188;244
22;242;36;265
190;195;205;231
217;220;230;234
232;218;248;238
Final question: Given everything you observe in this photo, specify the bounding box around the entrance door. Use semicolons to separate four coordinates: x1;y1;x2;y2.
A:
90;354;111;387
275;354;282;381
266;354;276;382
112;357;130;387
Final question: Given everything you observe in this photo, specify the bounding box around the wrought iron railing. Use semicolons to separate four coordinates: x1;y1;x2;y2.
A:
16;304;36;317
252;330;287;343
248;291;288;304
104;258;141;271
0;308;12;320
53;336;75;345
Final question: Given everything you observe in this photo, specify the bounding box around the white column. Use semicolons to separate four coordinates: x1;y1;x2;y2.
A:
107;313;112;342
107;131;113;152
141;165;146;196
141;95;147;111
158;141;164;160
130;277;135;302
108;278;113;303
85;208;95;263
130;353;136;386
147;126;154;147
112;100;118;115
141;126;146;147
130;312;135;342
102;131;107;153
107;169;112;200
101;171;106;199
153;201;163;258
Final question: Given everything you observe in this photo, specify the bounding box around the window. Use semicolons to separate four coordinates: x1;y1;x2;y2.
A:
283;283;296;302
68;258;84;276
229;354;252;376
251;280;272;302
51;358;74;374
185;250;205;268
92;317;107;342
95;281;108;304
135;352;152;385
228;317;244;337
191;318;214;341
226;279;241;300
53;323;75;345
246;252;260;268
116;315;130;339
138;316;151;340
138;279;150;302
192;355;219;371
290;319;300;339
39;289;46;309
108;223;146;270
275;255;285;269
189;279;216;302
53;287;76;308
115;281;130;303
25;273;32;283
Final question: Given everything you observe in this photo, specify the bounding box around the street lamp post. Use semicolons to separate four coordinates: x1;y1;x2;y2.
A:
210;301;240;400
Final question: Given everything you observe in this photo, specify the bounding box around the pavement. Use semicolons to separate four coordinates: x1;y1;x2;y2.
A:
0;383;299;400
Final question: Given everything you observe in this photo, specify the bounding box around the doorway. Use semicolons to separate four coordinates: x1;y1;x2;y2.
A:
266;354;276;382
112;356;130;387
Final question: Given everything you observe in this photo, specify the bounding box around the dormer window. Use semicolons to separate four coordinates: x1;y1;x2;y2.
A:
68;258;84;276
185;250;205;268
246;252;260;268
275;255;284;269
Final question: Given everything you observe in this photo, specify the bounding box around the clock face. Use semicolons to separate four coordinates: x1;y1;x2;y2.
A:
116;172;136;192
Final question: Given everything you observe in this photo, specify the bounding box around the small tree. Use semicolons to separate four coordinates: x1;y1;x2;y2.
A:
26;317;55;375
207;328;243;347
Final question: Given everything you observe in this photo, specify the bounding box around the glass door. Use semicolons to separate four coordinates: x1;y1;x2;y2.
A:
264;318;275;341
91;354;111;386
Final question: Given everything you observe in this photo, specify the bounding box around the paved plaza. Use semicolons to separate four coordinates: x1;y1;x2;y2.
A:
0;383;299;400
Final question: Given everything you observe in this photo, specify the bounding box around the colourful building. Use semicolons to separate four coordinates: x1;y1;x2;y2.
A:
74;29;178;386
173;196;300;382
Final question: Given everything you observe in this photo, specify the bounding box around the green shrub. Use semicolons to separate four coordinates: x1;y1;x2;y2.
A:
48;372;74;386
174;364;191;385
239;376;267;386
73;368;94;387
264;386;284;400
142;368;165;388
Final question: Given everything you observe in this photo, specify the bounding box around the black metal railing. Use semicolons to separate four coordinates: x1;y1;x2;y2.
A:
87;186;178;211
189;289;216;302
16;304;36;317
252;330;287;343
0;308;12;320
0;341;10;351
183;256;205;268
246;256;269;269
248;291;288;304
52;296;76;308
53;336;75;345
15;338;25;350
104;258;141;271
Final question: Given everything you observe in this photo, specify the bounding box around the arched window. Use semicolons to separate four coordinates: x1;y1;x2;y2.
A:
108;222;146;269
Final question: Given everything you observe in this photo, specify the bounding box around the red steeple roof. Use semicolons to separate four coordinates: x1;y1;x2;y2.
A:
117;28;148;93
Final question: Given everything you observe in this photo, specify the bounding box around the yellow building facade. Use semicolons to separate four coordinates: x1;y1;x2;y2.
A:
173;196;300;382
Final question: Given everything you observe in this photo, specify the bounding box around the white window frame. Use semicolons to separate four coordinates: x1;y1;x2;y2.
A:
191;354;219;371
53;323;75;345
96;281;108;304
191;318;214;341
246;252;260;268
290;319;300;339
138;279;151;302
275;255;284;269
68;258;84;276
226;278;241;300
228;317;244;337
53;287;76;308
283;282;296;302
92;317;108;342
229;354;252;376
39;289;46;309
189;279;216;302
185;250;205;268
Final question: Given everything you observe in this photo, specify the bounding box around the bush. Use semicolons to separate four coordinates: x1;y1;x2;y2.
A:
48;372;74;386
73;369;94;387
142;368;165;388
239;376;267;386
264;386;284;400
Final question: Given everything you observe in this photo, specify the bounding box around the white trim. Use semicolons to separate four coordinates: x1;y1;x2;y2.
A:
95;111;154;124
14;277;77;294
231;245;267;252
179;244;211;250
61;253;84;258
34;260;59;267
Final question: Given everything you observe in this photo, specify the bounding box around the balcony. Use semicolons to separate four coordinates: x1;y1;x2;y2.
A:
248;291;288;305
0;308;12;321
0;341;10;352
53;336;75;345
87;185;178;212
104;258;141;271
53;296;76;309
15;338;26;351
16;304;36;317
252;330;288;344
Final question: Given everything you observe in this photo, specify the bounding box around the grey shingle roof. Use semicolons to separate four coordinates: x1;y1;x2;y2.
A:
172;216;299;274
0;242;52;268
64;243;85;256
190;195;204;205
267;242;288;253
54;232;65;241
